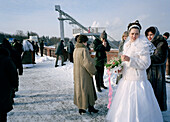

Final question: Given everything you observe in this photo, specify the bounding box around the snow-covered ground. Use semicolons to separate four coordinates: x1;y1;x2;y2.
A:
8;54;170;122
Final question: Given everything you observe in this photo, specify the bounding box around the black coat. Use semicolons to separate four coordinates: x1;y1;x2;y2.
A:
2;39;23;76
93;38;110;67
147;34;168;111
40;41;44;50
67;41;74;54
0;47;18;113
12;41;23;55
55;41;64;55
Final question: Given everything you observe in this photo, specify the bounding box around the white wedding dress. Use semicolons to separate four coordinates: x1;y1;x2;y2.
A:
106;36;163;122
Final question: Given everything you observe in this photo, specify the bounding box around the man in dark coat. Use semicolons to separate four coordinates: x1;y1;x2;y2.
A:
34;42;39;55
145;26;169;111
67;40;74;63
0;45;18;122
40;40;44;57
31;41;36;64
12;39;23;55
93;31;111;92
55;40;65;67
163;32;170;76
2;38;23;98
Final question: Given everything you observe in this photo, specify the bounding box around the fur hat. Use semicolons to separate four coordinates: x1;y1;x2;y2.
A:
163;32;169;39
77;35;88;43
127;20;142;31
100;30;107;40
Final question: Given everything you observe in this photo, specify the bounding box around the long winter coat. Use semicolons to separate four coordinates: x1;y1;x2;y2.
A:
55;41;64;55
0;47;18;113
146;27;169;111
93;38;110;67
73;43;97;109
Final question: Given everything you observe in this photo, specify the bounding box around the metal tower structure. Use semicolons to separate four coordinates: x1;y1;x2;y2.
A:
55;5;100;40
55;5;119;48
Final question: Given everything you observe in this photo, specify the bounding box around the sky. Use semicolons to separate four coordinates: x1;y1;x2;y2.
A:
0;0;170;41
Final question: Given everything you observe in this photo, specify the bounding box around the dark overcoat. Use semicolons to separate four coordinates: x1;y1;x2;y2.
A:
146;27;169;111
0;47;18;113
93;38;110;67
67;41;74;54
55;41;64;55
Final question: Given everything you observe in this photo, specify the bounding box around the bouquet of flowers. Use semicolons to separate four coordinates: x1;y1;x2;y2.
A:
105;57;123;74
105;57;123;109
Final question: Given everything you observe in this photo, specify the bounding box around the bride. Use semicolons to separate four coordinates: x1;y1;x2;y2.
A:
106;20;163;122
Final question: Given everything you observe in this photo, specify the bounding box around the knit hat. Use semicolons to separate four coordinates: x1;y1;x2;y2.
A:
100;30;107;40
127;20;142;31
163;32;169;39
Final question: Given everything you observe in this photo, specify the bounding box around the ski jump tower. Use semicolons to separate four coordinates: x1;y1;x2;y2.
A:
55;5;118;48
55;5;105;40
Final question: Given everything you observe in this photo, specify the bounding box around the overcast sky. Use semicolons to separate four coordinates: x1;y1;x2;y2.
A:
0;0;169;41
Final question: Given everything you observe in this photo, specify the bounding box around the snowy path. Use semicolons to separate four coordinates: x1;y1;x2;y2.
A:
8;56;170;122
7;56;111;122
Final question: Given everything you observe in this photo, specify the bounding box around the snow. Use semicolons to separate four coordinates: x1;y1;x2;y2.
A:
7;54;170;122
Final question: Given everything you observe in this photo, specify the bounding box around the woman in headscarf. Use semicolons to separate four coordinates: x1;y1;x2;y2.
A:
145;26;168;111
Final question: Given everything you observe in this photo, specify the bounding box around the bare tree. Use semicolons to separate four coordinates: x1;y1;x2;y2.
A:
15;30;25;37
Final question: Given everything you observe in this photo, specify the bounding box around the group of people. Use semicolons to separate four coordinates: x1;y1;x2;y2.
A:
73;20;169;122
0;38;23;122
0;38;43;121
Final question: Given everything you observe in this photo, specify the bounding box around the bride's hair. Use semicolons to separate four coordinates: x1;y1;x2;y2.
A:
127;20;142;32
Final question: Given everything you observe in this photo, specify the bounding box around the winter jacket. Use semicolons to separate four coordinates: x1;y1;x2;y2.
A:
2;39;23;76
12;41;23;55
73;43;97;109
55;41;64;55
67;41;74;54
146;27;169;111
0;46;18;113
93;38;110;67
40;41;44;50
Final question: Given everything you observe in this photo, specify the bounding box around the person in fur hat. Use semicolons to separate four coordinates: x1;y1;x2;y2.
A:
73;35;98;115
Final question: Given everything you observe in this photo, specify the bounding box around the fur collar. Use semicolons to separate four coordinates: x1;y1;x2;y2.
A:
75;43;86;48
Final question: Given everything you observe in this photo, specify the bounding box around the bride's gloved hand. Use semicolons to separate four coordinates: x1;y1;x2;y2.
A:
121;55;130;62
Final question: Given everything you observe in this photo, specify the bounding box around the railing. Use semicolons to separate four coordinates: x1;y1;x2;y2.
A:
42;47;170;75
43;47;119;62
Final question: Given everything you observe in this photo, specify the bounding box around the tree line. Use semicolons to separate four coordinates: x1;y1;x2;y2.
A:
0;30;70;46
